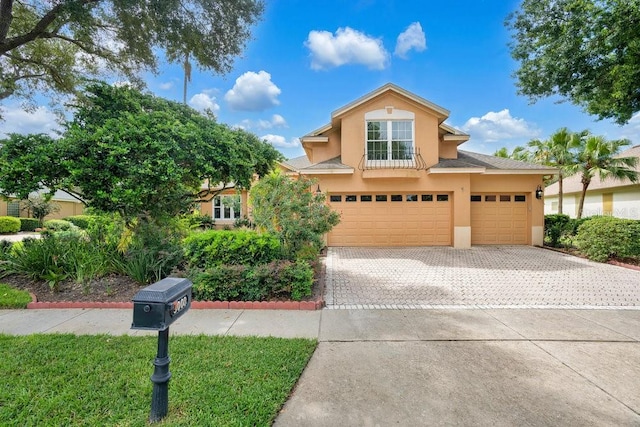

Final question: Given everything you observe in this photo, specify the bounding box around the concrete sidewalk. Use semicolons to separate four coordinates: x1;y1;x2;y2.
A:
2;308;640;425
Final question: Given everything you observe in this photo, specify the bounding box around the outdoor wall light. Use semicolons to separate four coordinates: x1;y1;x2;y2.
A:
316;184;321;193
535;185;543;200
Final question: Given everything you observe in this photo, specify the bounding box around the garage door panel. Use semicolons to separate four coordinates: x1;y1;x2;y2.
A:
471;194;529;245
328;193;451;246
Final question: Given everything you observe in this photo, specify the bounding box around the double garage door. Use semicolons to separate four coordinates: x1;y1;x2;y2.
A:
327;193;451;246
327;192;529;246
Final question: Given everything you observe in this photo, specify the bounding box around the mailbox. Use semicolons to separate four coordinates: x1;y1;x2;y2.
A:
131;277;192;331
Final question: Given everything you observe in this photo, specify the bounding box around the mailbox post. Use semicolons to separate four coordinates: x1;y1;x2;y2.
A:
131;277;192;423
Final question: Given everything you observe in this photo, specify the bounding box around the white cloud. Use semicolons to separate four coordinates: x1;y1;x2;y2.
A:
461;109;540;142
234;114;287;131
394;22;426;58
619;112;640;144
159;82;174;90
224;71;281;111
261;134;300;148
189;92;220;113
0;105;62;138
305;27;389;70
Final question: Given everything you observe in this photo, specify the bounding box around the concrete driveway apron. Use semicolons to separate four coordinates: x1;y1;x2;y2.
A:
324;246;640;309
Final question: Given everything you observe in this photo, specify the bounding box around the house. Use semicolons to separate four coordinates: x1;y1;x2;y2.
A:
279;83;556;248
544;145;640;219
0;190;84;220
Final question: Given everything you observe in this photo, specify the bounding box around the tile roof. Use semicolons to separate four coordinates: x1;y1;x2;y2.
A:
433;150;558;171
282;156;351;172
545;145;640;195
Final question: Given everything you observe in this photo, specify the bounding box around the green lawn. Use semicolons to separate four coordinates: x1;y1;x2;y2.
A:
0;334;316;426
0;283;32;308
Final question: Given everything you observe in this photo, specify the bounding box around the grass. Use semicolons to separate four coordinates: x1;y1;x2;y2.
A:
0;283;32;308
0;334;317;426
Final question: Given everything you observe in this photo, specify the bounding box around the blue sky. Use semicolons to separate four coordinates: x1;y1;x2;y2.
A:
2;0;639;159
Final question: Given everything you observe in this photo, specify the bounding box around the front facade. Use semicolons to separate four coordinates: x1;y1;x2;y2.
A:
0;190;84;220
282;84;555;248
544;145;640;219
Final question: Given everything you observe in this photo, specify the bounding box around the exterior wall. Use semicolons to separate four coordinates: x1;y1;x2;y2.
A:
198;189;249;229
438;141;458;159
1;198;84;220
336;92;442;169
547;188;640;219
307;127;341;163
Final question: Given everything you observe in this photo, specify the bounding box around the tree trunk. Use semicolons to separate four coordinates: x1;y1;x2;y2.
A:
577;181;590;219
558;171;564;215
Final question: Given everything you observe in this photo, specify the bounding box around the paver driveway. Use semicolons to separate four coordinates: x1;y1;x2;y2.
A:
324;246;640;309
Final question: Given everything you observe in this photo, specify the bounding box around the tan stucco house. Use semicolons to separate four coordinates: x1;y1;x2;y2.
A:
280;83;555;248
1;190;84;220
544;144;640;219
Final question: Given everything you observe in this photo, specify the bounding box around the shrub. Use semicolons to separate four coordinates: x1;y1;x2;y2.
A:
191;260;313;302
63;215;94;229
180;212;215;230
0;216;21;234
575;216;640;262
184;229;281;270
19;218;40;232
43;219;77;232
544;214;571;247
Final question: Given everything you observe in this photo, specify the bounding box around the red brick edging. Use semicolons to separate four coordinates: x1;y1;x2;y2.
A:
26;293;324;310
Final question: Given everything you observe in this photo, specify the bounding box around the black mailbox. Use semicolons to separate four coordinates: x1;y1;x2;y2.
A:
131;277;192;331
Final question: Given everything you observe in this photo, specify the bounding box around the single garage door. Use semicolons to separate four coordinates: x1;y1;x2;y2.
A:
470;194;529;245
327;193;451;246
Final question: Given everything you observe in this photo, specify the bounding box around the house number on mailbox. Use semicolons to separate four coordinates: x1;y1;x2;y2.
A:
171;296;188;316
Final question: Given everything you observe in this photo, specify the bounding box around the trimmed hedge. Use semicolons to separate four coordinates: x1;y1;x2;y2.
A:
575;216;640;262
43;219;76;232
544;214;590;248
0;216;21;234
184;229;281;269
192;260;313;302
19;218;40;232
63;215;93;230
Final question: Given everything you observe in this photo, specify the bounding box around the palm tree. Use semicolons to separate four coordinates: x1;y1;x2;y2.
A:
528;128;584;214
493;145;530;161
572;135;639;219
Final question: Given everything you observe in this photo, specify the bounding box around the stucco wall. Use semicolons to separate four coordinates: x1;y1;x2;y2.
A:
547;188;640;219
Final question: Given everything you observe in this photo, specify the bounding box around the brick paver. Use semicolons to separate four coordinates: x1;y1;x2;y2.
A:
324;246;640;309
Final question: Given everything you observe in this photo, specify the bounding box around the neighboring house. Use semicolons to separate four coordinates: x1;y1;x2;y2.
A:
544;145;640;219
0;190;84;220
280;83;556;248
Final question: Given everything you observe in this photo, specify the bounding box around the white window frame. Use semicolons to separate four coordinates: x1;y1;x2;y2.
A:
364;108;415;168
213;194;241;220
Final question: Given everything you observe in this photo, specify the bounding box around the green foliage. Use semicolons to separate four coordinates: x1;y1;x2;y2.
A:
63;215;93;230
0;240;12;261
573;135;639;218
544;214;571;247
43;219;76;232
20;195;61;226
184;229;281;270
0;334;316;426
1;232;121;287
19;218;39;232
493;145;531;161
1;1;265;107
180;211;215;230
57;83;281;223
507;0;640;124
575;216;640;262
0;135;67;200
0;216;21;234
192;260;314;301
0;283;32;309
234;215;255;229
250;172;341;259
115;220;186;285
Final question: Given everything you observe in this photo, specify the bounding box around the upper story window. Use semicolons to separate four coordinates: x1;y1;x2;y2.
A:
366;120;414;161
363;108;417;169
213;194;241;220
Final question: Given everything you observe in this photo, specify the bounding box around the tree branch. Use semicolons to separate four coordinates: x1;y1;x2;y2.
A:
0;0;101;54
0;0;14;42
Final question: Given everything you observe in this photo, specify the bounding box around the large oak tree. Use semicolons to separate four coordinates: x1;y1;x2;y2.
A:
0;0;263;104
507;0;640;124
0;82;282;223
